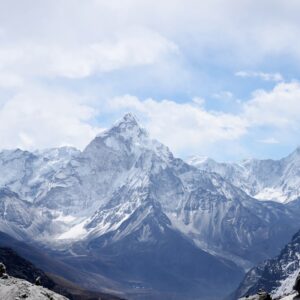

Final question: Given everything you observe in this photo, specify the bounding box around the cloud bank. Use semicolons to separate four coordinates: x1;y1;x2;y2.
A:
106;82;300;157
0;0;299;160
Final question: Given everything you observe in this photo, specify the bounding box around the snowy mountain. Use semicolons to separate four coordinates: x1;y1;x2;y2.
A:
0;188;57;241
1;113;300;299
233;228;300;299
74;198;244;299
188;148;300;203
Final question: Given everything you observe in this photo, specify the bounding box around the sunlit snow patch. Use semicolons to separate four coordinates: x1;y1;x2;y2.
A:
254;188;287;203
57;220;88;240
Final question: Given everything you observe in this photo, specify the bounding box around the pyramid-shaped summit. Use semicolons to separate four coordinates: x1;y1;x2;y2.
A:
83;112;149;156
115;112;139;126
100;112;148;141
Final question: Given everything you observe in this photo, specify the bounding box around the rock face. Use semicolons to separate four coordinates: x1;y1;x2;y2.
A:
1;113;300;299
188;148;300;203
233;230;300;300
0;276;68;300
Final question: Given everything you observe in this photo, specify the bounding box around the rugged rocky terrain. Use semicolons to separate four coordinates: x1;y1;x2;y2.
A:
233;229;300;300
0;276;68;300
189;148;300;203
1;113;300;299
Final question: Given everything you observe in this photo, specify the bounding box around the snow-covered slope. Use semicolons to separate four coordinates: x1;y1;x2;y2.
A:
0;188;52;240
0;276;68;300
79;197;244;299
233;229;300;299
279;294;299;300
188;148;300;203
1;113;300;299
239;293;298;300
0;147;80;203
0;114;299;262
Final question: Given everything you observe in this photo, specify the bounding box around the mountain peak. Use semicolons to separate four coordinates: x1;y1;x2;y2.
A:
294;145;300;154
83;113;174;164
113;112;140;129
98;112;148;141
285;146;300;162
119;112;138;123
85;113;149;153
187;155;217;168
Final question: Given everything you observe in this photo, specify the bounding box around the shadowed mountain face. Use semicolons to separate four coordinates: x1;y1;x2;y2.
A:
69;200;244;299
1;113;300;299
0;233;127;300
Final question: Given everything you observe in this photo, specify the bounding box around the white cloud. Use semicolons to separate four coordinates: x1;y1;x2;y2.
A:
105;81;300;156
91;0;300;64
0;1;299;86
212;91;234;100
0;73;23;88
0;80;299;158
192;97;206;107
0;0;299;159
235;71;283;82
49;30;177;78
108;95;247;154
0;87;101;150
244;82;300;128
1;0;300;84
258;137;279;144
0;29;178;80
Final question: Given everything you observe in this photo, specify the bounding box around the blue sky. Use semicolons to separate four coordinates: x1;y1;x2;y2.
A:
0;0;300;161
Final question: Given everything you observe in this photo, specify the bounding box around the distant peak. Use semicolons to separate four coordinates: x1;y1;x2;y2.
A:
109;113;147;137
187;155;215;165
94;113;148;142
286;145;300;160
122;112;138;122
113;112;140;128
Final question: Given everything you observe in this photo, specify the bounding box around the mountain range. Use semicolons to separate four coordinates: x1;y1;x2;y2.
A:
1;113;300;299
188;148;300;203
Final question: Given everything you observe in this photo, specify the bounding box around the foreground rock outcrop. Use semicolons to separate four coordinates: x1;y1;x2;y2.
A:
0;246;124;300
0;275;68;300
